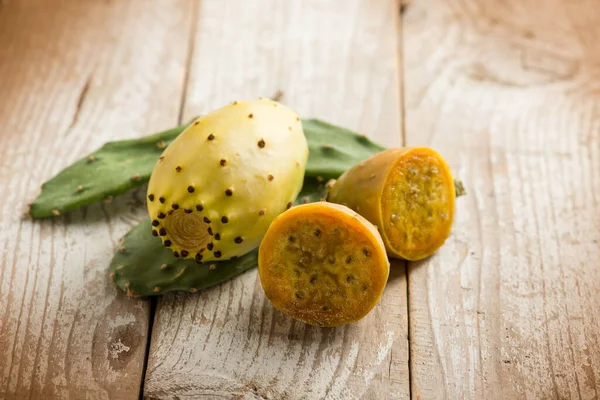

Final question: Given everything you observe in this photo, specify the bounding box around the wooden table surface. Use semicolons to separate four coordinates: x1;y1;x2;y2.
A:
1;0;599;399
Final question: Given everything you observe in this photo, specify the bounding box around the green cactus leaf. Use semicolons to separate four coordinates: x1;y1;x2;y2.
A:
109;177;327;297
29;117;463;219
302;119;386;180
109;218;259;297
28;122;193;218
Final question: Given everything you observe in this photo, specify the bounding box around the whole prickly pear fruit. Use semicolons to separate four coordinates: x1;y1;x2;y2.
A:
328;148;455;261
147;99;308;262
258;202;390;327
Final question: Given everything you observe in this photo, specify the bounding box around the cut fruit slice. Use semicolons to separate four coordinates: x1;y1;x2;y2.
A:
258;202;390;327
327;147;455;261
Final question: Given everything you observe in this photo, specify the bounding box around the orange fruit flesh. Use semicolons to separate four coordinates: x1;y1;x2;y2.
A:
381;148;455;261
259;204;389;327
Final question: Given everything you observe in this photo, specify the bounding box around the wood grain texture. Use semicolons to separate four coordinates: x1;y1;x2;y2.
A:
403;0;600;398
0;1;192;398
144;0;409;399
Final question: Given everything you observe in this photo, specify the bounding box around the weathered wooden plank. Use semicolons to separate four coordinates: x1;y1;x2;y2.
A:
144;0;409;399
403;0;600;398
0;1;192;398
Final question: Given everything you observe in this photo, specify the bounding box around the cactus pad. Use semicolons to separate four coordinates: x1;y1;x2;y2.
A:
28;123;195;218
258;202;390;327
109;218;258;296
328;147;455;261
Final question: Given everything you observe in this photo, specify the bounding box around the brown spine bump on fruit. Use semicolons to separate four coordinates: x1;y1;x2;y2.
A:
234;236;243;244
159;197;165;204
286;202;292;209
268;174;274;181
148;194;155;201
248;113;254;119
176;166;182;172
225;187;233;196
172;203;179;210
259;209;266;216
187;185;195;193
258;139;265;148
159;156;164;161
207;134;215;140
220;159;227;166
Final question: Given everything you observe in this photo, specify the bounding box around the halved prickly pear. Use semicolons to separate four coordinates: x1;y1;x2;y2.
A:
258;202;390;327
327;147;455;261
147;99;309;262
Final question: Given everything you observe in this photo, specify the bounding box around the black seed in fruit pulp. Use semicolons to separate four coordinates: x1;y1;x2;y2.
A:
181;250;189;257
152;220;159;227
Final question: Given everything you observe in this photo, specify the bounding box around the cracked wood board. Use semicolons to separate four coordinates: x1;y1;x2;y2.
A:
0;0;193;398
403;0;600;398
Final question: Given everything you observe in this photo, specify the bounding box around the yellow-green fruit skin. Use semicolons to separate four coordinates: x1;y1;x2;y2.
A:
328;147;455;261
147;99;309;262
